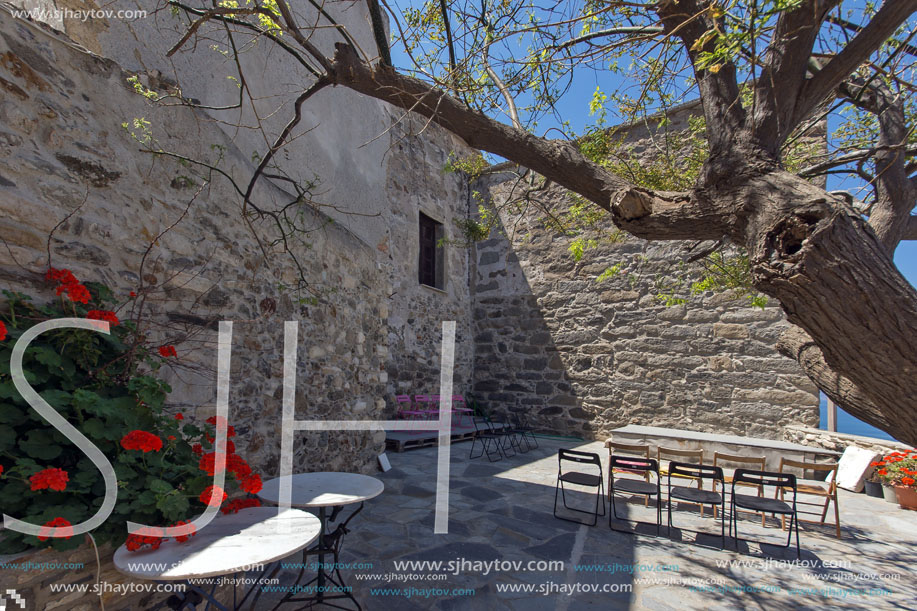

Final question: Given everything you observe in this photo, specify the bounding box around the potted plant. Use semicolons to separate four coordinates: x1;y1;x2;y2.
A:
863;472;884;498
870;449;917;510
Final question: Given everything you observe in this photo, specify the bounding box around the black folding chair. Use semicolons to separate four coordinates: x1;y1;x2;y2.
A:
469;416;503;462
554;449;606;526
511;413;539;451
609;456;661;536
667;462;726;548
485;414;518;457
730;469;800;559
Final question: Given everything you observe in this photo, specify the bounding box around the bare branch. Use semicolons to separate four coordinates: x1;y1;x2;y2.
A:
242;76;332;213
553;26;664;50
655;0;745;157
751;1;840;153
798;144;917;178
795;0;917;127
366;0;392;65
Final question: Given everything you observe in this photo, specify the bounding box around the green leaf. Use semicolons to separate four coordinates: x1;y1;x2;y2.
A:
19;430;62;460
82;418;121;441
156;493;190;520
0;403;28;426
0;424;16;452
32;346;62;369
148;478;174;494
39;389;72;410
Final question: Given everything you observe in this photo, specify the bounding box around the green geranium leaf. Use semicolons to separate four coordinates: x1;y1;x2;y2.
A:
0;403;28;426
0;424;17;452
148;478;174;494
32;346;62;369
156;493;190;521
19;429;62;460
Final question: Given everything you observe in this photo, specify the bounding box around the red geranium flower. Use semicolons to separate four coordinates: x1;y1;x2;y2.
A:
121;430;163;453
129;291;137;298
159;345;177;358
167;435;176;441
167;520;197;543
240;473;262;494
47;268;91;304
902;476;916;486
174;413;184;420
191;443;203;455
221;497;262;515
37;517;73;541
125;527;166;552
86;310;120;326
199;485;227;506
0;321;7;342
198;452;227;476
878;468;888;476
30;468;69;492
227;454;251;479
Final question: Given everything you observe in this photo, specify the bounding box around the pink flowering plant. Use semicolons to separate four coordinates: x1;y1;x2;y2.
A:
0;271;261;553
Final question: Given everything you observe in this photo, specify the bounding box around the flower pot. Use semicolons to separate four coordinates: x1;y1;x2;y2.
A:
894;486;917;511
864;480;883;498
882;484;898;503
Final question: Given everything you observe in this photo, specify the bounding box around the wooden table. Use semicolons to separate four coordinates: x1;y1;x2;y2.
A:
113;507;321;610
259;473;384;610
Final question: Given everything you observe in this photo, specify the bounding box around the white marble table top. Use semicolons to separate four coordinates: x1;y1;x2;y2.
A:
258;472;384;508
113;507;321;580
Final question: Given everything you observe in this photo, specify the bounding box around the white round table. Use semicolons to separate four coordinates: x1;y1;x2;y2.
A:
258;473;384;610
114;507;321;609
258;472;384;507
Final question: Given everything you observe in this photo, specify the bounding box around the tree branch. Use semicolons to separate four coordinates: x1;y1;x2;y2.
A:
366;0;392;65
795;0;917;127
553;26;664;50
904;215;917;240
776;326;897;434
655;0;745;164
798;144;917;178
328;43;733;240
751;1;840;154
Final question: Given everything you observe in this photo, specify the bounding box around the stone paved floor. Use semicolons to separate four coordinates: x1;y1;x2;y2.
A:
271;437;916;610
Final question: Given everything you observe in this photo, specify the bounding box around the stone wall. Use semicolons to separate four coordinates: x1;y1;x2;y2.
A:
471;102;822;439
784;426;913;455
382;117;475;405
0;8;474;608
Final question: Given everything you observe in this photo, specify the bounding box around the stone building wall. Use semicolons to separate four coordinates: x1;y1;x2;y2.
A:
471;103;822;440
382;117;476;404
0;9;474;609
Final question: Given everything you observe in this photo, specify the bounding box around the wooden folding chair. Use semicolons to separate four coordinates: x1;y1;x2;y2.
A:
777;457;841;539
606;441;651;506
712;452;766;525
658;447;705;516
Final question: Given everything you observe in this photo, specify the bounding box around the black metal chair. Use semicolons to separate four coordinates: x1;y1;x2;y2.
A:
667;462;726;548
511;413;539;450
554;449;606;526
485;414;519;456
730;469;800;559
469;416;503;462
609;456;661;535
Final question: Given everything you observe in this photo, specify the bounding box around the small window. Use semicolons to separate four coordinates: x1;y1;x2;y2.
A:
418;212;444;289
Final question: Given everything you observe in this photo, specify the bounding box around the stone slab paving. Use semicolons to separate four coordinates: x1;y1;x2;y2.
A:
268;437;915;610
